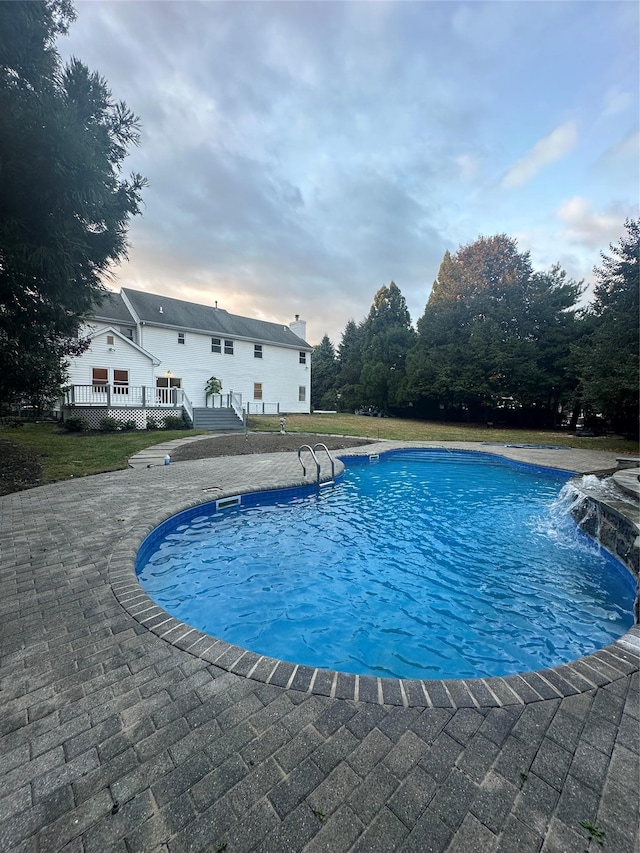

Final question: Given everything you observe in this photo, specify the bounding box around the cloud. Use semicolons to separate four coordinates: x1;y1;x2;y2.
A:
451;1;531;54
600;87;633;119
556;196;637;249
502;122;578;189
56;2;636;344
455;154;480;183
597;129;640;170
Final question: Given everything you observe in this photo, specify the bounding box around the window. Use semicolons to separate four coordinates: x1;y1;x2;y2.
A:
299;386;306;402
121;327;134;340
156;377;182;388
211;337;221;353
224;339;234;355
113;369;129;395
178;332;185;345
92;367;108;390
299;351;306;365
254;344;263;359
253;383;263;400
106;334;115;346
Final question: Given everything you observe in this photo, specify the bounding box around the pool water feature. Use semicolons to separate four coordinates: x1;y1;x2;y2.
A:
136;450;636;680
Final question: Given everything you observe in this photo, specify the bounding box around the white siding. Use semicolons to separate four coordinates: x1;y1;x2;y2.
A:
67;324;155;388
140;326;310;411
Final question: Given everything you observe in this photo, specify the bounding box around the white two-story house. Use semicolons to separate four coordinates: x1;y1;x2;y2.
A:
62;288;312;429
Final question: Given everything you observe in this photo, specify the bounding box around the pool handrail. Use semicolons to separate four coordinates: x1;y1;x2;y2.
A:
297;444;320;483
297;443;335;490
313;443;335;486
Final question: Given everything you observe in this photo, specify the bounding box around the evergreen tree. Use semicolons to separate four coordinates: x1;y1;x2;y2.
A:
311;334;338;410
576;219;639;436
358;282;415;410
0;1;146;409
335;319;364;412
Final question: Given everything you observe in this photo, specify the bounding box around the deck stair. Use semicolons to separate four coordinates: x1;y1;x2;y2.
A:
192;407;244;431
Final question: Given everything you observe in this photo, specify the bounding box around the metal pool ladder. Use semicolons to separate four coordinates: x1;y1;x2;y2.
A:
297;443;335;491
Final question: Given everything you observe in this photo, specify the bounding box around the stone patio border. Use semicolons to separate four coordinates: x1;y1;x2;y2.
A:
112;441;640;709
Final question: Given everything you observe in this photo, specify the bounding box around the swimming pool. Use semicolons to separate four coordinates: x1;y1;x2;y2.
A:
136;450;635;680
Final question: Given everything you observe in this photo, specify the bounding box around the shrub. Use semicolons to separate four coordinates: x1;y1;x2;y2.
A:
146;418;159;430
162;414;185;430
121;419;137;431
64;416;89;432
99;417;120;432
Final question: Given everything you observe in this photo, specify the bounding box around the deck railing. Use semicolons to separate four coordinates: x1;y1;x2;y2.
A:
245;401;281;415
230;392;245;423
205;392;246;424
182;390;193;424
64;385;184;408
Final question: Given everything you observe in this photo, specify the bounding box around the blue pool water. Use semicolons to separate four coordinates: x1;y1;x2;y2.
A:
136;450;635;680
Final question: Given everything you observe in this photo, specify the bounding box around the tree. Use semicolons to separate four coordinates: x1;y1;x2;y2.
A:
334;319;364;412
311;335;337;410
0;1;146;410
406;236;581;424
576;219;639;437
358;282;415;410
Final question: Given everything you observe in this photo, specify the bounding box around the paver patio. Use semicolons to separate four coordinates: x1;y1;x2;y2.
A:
1;440;638;853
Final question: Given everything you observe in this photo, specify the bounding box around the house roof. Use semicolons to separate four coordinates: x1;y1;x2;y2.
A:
121;288;311;350
91;291;137;327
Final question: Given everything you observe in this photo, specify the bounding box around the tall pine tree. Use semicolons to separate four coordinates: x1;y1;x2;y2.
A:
0;1;146;410
358;282;415;411
311;335;338;410
335;319;364;412
576;219;639;437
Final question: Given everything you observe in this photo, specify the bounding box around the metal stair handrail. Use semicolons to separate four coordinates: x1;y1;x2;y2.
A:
297;444;320;482
297;443;335;491
313;443;335;485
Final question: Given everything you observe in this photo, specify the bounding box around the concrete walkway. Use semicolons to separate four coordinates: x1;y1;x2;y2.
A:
1;441;638;853
127;434;218;469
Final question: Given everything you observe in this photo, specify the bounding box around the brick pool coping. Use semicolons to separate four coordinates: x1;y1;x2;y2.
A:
112;441;640;710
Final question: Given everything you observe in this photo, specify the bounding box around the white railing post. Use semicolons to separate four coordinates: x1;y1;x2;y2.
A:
230;392;243;421
182;390;193;425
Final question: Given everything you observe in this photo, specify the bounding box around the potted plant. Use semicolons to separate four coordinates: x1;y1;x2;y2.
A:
204;376;222;407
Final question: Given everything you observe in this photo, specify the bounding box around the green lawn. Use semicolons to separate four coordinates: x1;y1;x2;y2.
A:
248;413;639;453
1;415;636;490
0;422;204;486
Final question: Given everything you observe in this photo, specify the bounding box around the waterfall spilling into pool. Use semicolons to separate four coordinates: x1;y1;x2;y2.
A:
136;450;636;680
550;477;626;544
553;474;639;620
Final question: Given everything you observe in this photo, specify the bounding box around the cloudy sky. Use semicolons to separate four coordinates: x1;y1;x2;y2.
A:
60;1;639;345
